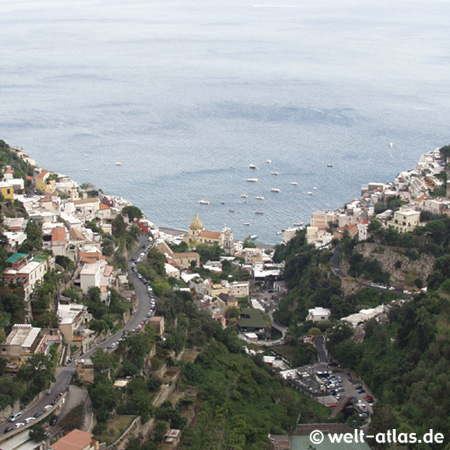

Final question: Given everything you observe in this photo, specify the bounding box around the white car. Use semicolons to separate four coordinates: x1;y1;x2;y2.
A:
24;417;36;424
9;412;22;422
44;405;53;411
14;422;25;429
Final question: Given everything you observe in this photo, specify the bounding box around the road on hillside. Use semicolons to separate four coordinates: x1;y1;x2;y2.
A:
0;233;153;438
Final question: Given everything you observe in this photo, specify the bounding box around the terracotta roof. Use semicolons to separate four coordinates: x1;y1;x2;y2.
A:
73;197;99;205
173;252;200;259
100;203;110;210
36;170;49;179
50;429;95;450
157;242;174;257
198;230;221;239
80;257;97;264
52;227;66;242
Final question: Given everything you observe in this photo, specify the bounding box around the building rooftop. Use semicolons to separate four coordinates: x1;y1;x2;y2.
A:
5;325;41;348
6;253;28;264
49;429;96;450
57;303;87;325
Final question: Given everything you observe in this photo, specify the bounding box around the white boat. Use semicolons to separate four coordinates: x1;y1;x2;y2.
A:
294;222;304;226
271;188;280;193
84;154;89;157
308;191;313;195
241;194;248;198
327;163;333;167
249;164;256;169
266;159;271;163
255;211;264;215
390;142;394;148
276;231;282;235
115;161;122;166
247;178;258;182
244;222;250;226
256;195;265;200
270;171;279;175
199;200;210;205
314;186;317;190
291;181;298;186
250;235;258;240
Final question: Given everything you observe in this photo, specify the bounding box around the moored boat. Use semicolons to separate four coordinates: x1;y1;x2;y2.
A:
247;178;258;182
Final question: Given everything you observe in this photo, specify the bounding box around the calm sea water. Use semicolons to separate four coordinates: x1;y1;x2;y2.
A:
1;0;450;243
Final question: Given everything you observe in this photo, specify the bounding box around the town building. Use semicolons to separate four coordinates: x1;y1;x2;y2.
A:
57;303;93;351
306;307;331;322
149;316;165;336
387;209;421;233
35;170;56;194
50;429;99;450
0;181;14;200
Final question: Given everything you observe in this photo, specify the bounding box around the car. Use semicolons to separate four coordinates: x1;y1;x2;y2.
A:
358;389;366;394
356;385;362;390
49;415;58;426
359;412;369;419
33;412;43;419
9;412;22;422
44;405;52;411
111;342;117;348
330;390;336;396
146;312;151;317
14;422;25;429
24;417;36;424
4;426;14;433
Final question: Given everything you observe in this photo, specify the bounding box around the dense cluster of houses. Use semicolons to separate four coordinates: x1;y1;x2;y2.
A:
0;150;153;369
281;148;449;249
152;213;284;332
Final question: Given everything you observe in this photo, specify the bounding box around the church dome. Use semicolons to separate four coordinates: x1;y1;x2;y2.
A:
190;213;204;231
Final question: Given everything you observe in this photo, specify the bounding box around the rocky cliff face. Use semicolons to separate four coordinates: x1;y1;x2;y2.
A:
355;242;435;287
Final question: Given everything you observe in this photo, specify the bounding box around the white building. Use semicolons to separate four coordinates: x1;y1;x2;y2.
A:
306;307;331;322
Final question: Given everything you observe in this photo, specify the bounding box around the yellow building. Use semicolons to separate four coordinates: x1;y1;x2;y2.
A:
388;209;421;233
0;181;14;200
35;170;56;193
184;213;221;247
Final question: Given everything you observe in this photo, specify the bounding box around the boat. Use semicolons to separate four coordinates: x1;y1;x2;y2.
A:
115;162;122;166
291;181;298;186
221;202;225;205
270;171;279;175
247;178;258;182
241;194;248;198
199;200;210;205
276;231;282;235
250;235;258;240
84;154;89;157
390;142;394;148
266;159;272;164
229;209;235;213
314;186;317;190
308;191;313;195
271;188;280;193
294;222;304;226
244;222;250;226
255;211;264;215
249;164;256;169
256;195;265;200
327;163;333;167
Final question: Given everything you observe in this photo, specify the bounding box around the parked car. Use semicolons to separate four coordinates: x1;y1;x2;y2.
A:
44;405;52;411
9;412;22;422
4;426;14;433
24;417;36;424
33;412;43;419
49;415;58;426
14;422;25;429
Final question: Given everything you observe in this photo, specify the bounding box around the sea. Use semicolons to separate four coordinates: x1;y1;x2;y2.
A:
1;0;450;244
